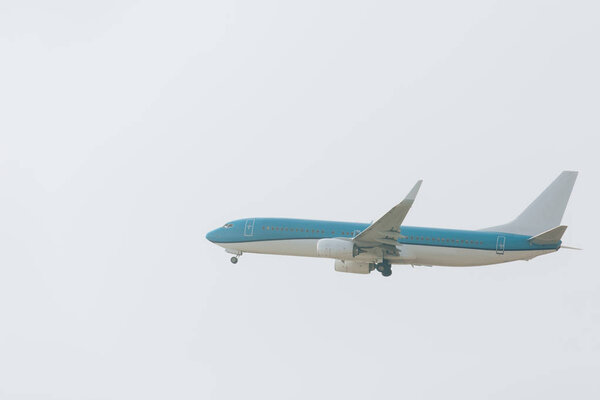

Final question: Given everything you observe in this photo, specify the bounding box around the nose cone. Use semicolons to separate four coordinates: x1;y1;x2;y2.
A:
206;228;220;243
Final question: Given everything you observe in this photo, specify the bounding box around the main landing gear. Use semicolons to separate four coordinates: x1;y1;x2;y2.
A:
376;261;392;277
230;256;238;264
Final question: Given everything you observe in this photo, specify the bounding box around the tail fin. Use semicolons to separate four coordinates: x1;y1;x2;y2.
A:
482;171;578;236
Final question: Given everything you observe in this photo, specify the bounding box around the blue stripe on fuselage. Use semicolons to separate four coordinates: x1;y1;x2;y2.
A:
206;218;560;251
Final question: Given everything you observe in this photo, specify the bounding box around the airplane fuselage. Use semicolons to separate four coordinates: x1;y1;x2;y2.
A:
206;218;559;267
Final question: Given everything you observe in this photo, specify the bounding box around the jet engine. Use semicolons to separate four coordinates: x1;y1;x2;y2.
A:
334;260;374;274
316;238;358;259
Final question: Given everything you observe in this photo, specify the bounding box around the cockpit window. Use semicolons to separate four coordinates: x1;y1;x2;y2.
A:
223;223;233;229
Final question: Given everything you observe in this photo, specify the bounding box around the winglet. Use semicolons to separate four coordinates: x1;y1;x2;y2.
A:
406;180;423;201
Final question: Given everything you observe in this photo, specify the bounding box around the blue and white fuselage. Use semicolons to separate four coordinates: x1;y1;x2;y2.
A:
206;172;578;276
206;219;559;266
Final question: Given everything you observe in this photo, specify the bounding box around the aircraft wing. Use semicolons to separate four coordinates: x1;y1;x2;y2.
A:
353;180;422;247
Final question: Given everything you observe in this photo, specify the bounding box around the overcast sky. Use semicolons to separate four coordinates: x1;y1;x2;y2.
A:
1;1;599;399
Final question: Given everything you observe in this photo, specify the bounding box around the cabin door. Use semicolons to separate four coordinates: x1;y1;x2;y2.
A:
244;218;255;237
496;236;506;255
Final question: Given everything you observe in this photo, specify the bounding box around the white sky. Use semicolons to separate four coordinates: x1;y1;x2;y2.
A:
1;1;599;399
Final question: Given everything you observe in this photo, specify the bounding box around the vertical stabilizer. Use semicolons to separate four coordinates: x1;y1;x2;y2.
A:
481;171;578;236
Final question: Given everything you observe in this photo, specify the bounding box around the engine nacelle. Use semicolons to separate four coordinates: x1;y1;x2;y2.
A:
334;260;374;274
316;238;357;259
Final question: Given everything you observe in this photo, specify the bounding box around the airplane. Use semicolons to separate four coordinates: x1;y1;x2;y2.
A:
206;171;578;277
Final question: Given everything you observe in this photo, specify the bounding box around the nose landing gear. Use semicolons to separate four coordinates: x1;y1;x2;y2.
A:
376;261;392;277
226;249;243;264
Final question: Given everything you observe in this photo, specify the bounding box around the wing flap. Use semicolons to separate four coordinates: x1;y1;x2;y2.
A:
375;238;404;246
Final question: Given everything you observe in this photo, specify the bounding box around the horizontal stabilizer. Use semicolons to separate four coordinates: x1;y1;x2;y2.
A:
529;225;567;245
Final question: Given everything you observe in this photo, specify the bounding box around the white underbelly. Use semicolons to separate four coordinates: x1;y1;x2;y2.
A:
392;244;556;266
218;239;320;257
218;240;556;266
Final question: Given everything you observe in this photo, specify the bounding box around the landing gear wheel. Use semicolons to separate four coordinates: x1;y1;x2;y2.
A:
376;261;392;277
230;256;238;264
